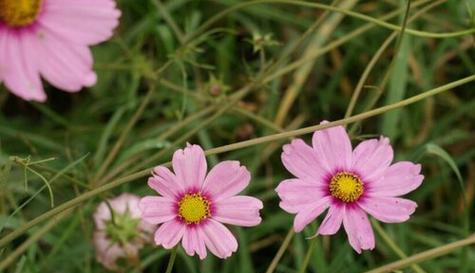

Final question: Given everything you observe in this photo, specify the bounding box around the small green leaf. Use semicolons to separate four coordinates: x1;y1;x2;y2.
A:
425;143;464;192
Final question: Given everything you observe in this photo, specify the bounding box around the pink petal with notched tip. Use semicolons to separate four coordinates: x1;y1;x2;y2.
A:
312;121;353;172
358;196;417;223
201;219;238;259
213;196;263;227
368;161;423;197
38;0;120;45
154;219;185;249
293;196;331;232
34;28;97;92
317;204;344;236
342;206;375;254
172;144;207;191
281;139;327;181
148;166;183;198
182;226;207;260
352;137;393;182
202;160;250;202
275;178;327;214
139;196;176;225
1;31;46;101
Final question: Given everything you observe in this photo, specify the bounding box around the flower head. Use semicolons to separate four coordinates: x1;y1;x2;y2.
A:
0;0;121;101
139;144;263;259
276;121;424;253
93;193;155;272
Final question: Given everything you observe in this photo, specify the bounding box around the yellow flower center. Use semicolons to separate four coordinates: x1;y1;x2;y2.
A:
178;193;211;225
329;172;364;203
0;0;43;27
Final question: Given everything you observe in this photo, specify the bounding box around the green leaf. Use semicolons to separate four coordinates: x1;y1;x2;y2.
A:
425;143;464;192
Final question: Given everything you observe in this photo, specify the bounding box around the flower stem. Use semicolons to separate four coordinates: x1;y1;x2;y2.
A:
372;220;426;273
165;247;178;273
298;237;318;273
265;229;295;273
364;234;475;273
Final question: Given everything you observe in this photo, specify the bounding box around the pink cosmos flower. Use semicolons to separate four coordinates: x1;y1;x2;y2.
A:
139;144;263;259
93;193;155;272
276;121;424;253
0;0;121;101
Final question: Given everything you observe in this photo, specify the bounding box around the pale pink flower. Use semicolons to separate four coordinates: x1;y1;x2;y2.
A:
0;0;120;101
276;121;424;253
139;144;263;259
93;193;155;272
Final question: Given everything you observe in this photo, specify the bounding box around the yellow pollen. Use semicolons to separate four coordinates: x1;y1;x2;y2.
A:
329;172;364;203
0;0;42;27
178;193;211;225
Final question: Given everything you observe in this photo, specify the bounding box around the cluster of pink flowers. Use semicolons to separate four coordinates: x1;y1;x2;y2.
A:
0;0;424;269
95;122;423;267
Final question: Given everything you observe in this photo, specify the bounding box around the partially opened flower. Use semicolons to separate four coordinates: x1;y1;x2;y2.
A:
139;144;263;259
276;121;424;253
93;193;155;272
0;0;120;101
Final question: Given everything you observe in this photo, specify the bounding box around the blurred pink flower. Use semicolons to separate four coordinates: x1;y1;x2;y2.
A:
276;121;424;253
0;0;120;101
139;144;263;259
93;193;154;272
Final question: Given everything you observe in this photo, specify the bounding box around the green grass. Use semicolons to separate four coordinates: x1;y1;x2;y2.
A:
1;0;475;272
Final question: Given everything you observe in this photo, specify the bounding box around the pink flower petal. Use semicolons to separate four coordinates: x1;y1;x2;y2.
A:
94;193;146;229
148;166;183;198
93;202;111;230
182;226;207;260
1;31;46;101
368;162;424;197
109;193;140;215
275;178;327;214
352;137;393;182
293;196;331;232
34;28;97;92
139;197;176;225
39;0;121;45
358;196;417;223
312;121;353;171
281;139;327;181
172;144;207;191
318;204;344;235
213;196;263;227
342;206;375;253
202;161;250;202
154;220;185;249
94;231;124;271
202;219;238;259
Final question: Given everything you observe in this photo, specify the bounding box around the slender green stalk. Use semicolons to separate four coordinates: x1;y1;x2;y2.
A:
205;75;475;156
372;220;426;273
232;107;284;133
261;0;443;85
274;0;358;127
344;0;423;119
190;0;473;43
93;85;155;184
154;0;185;43
165;247;178;273
364;234;475;273
298;237;318;273
0;75;473;249
0;209;71;271
265;229;295;273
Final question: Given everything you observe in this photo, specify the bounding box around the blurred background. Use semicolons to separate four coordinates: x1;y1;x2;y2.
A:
1;0;474;272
